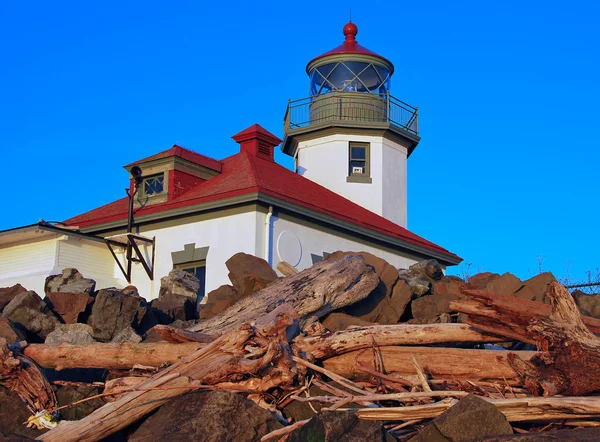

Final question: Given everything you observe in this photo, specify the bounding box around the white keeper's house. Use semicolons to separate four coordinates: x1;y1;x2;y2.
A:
0;22;461;300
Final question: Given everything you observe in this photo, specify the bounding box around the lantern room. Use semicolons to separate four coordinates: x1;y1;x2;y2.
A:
307;22;394;96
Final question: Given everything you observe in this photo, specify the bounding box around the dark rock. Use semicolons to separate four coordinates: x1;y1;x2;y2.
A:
480;427;600;441
151;294;196;323
0;285;27;313
572;290;600;319
2;291;60;341
200;285;241;320
128;390;282;442
45;323;96;345
87;289;147;342
0;387;32;437
409;259;444;281
0;317;26;345
110;326;142;343
225;252;278;297
45;292;93;324
287;411;394;442
44;268;95;296
410;291;459;324
328;251;410;324
513;273;556;304
55;385;105;421
158;270;199;300
408;394;512;442
322;312;375;332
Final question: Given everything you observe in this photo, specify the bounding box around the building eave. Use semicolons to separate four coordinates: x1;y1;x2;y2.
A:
0;222;105;247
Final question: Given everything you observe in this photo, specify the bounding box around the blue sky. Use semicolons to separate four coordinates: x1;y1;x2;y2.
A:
1;1;598;284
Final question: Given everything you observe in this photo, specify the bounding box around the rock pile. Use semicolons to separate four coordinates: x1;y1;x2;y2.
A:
1;252;600;442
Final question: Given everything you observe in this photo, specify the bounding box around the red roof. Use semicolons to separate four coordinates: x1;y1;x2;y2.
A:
307;22;394;71
65;141;460;263
125;144;223;173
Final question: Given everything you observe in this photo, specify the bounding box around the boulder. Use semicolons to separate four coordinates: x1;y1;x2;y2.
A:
158;270;200;300
0;387;39;439
45;292;93;324
287;411;394;442
397;269;431;296
87;289;147;342
45;323;96;345
0;317;26;345
200;285;241;320
409;259;444;281
432;277;467;298
55;385;105;421
483;272;523;295
572;290;600;319
410;291;460;324
481;427;600;441
328;251;411;324
466;272;500;290
44;268;95;296
322;312;375;332
151;294;196;324
408;394;512;442
513;272;556;304
128;390;282;442
225;252;278;297
0;285;27;312
2;291;60;341
110;326;142;343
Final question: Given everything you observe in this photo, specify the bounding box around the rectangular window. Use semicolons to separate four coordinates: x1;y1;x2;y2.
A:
175;260;206;299
347;142;371;183
143;174;164;195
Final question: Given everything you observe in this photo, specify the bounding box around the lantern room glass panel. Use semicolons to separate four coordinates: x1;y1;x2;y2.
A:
309;61;392;96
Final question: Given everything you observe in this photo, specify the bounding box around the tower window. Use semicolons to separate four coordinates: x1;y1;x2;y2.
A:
347;142;372;183
143;174;164;195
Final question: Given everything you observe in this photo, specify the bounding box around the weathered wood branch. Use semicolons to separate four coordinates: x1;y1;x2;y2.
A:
276;261;299;277
455;282;600;396
0;338;56;414
356;396;600;422
38;305;300;442
322;346;535;382
24;342;205;370
187;255;379;335
293;323;504;360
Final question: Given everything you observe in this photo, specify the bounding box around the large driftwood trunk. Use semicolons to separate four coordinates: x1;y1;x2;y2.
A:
322;346;535;382
454;282;600;396
356;396;600;422
188;255;379;335
0;338;56;414
293;323;504;360
38;305;299;442
23;342;204;370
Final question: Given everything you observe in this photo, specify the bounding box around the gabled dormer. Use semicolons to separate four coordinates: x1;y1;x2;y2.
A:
124;145;222;205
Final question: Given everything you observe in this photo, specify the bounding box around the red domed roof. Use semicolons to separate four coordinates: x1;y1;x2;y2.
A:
306;21;394;73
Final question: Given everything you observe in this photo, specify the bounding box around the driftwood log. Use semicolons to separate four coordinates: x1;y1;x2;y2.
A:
293;323;504;360
23;342;204;370
0;339;56;414
38;305;299;442
187;255;379;335
322;346;535;382
454;282;600;396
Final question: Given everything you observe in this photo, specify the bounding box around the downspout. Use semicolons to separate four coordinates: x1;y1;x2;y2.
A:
264;205;273;265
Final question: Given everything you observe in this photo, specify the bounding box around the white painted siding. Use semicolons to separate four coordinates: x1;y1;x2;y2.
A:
0;237;58;294
270;212;420;275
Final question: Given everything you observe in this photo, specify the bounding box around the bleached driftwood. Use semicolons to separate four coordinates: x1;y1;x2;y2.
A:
187;255;379;335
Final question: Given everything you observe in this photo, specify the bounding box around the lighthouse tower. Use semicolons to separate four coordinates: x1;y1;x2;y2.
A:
282;22;420;228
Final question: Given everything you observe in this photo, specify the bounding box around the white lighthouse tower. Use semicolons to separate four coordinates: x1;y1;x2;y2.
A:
282;21;420;228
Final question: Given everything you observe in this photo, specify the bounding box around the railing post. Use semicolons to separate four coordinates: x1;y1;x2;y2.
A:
386;92;391;123
339;97;342;120
415;106;419;134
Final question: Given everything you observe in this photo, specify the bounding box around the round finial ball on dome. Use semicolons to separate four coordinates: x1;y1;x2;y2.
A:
343;21;358;41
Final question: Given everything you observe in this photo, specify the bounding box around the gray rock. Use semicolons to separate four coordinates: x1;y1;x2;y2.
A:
55;385;105;421
158;270;200;300
572;290;600;319
2;291;60;341
398;269;431;296
45;323;96;345
409;259;444;281
409;394;513;442
44;268;96;296
128;390;282;442
110;326;142;343
151;294;196;324
87;289;147;342
0;284;27;313
287;411;394;442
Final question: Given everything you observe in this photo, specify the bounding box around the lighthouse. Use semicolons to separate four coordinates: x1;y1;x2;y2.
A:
282;22;420;228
